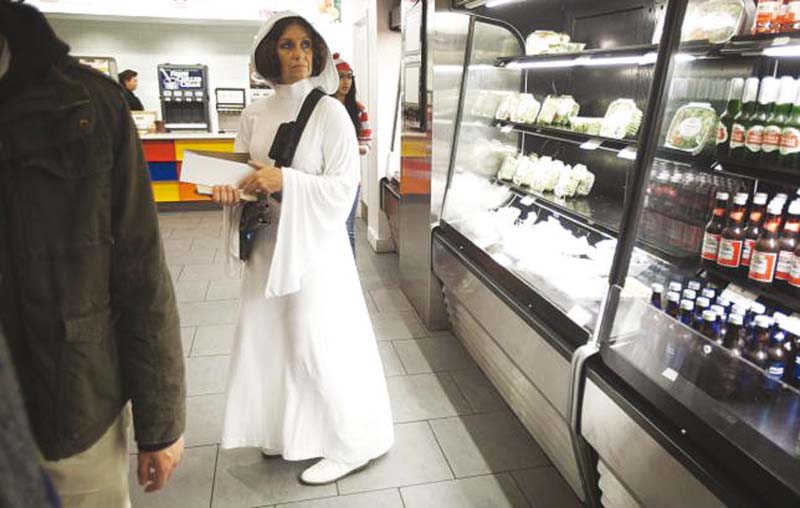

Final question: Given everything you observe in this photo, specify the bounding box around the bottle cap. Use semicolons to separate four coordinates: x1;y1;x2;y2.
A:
754;192;768;205
667;291;681;303
777;193;789;201
682;289;697;300
702;288;716;299
734;193;749;206
727;78;745;102
774;312;788;324
651;283;664;293
716;191;730;200
696;296;711;308
681;300;695;311
669;281;683;292
758;77;779;105
688;281;702;291
703;310;718;322
717;296;731;307
789;200;800;215
768;201;785;215
743;77;760;103
751;302;767;315
755;315;772;328
778;76;798;105
729;313;744;326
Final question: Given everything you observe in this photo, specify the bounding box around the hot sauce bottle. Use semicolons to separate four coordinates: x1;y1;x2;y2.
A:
702;192;730;265
776;200;800;284
749;201;785;285
742;192;769;271
717;192;749;269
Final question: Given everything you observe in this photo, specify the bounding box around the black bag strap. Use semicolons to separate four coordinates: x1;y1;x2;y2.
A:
282;87;326;167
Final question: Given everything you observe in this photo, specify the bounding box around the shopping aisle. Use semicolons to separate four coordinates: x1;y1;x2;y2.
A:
130;210;581;508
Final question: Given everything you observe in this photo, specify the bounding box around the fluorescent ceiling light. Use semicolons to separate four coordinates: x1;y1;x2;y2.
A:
763;45;800;57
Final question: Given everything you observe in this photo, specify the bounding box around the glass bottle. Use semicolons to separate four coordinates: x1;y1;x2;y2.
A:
694;297;711;331
687;280;703;293
776;200;800;284
781;0;800;31
731;78;760;159
700;309;720;343
716;78;745;158
722;312;747;355
742;192;769;271
680;300;695;327
755;0;783;33
763;77;798;163
682;289;697;302
650;283;664;309
666;291;681;319
749;201;785;285
701;192;730;265
745;77;779;162
780;84;800;167
717;192;749;269
766;327;788;392
744;315;773;369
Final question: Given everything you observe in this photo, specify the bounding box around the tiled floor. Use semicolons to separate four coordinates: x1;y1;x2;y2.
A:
131;210;582;508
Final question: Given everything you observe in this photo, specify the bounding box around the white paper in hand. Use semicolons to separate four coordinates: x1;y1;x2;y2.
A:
180;150;254;188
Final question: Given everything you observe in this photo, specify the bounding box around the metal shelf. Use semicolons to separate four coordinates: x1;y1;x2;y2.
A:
706;266;800;314
494;120;638;154
496;43;659;68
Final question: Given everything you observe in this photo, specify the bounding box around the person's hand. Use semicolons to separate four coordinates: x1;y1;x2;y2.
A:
137;435;185;493
211;185;240;205
240;160;283;195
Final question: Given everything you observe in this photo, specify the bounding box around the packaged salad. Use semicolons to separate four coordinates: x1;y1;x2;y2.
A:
536;95;561;126
664;102;719;155
495;93;519;121
510;93;541;124
600;99;643;139
682;0;750;44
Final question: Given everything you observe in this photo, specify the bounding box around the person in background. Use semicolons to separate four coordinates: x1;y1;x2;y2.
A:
0;2;186;506
332;53;371;257
119;68;145;111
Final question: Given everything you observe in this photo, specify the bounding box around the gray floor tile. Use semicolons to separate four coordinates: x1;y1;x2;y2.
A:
450;369;508;414
166;247;217;266
180;263;239;282
370;288;414;313
337;422;452;494
185;393;226;447
192;324;237;356
169;224;222;239
378;342;406;377
212;449;336;507
186;355;231;396
193;235;225;250
181;327;197;357
386;373;471;423
359;271;401;291
168;264;184;283
430;412;549;478
207;280;242;301
370;311;429;341
276;489;403;508
512;467;582;508
400;474;531;508
178;300;240;326
129;445;216;508
163;238;193;254
174;279;210;303
362;290;379;314
393;335;476;374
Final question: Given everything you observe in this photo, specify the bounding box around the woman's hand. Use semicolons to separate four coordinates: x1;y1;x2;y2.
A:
211;185;240;206
240;160;284;196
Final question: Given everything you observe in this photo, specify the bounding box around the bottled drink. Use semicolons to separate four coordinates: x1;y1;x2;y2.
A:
722;312;747;355
682;289;697;302
650;283;664;309
742;192;769;270
748;303;768;335
716;78;745;158
780;83;800;167
766;327;788;392
701;287;717;301
701;192;730;264
717;296;732;314
749;201;784;284
755;0;783;33
776;200;800;283
732;303;749;318
711;304;727;338
666;291;681;319
781;0;800;31
700;310;720;342
680;300;695;327
763;77;798;163
717;192;749;269
669;281;683;294
744;315;772;369
731;78;760;159
687;280;703;293
787;237;800;291
694;296;711;330
745;77;779;162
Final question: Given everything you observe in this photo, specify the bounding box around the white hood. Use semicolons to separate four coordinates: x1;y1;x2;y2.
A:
250;10;339;94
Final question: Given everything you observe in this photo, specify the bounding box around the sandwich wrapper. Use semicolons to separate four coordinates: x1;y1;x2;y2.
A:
180;150;258;201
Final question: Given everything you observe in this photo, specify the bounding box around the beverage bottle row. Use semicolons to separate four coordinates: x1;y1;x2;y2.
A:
716;76;800;168
701;189;800;289
754;0;800;35
650;279;800;392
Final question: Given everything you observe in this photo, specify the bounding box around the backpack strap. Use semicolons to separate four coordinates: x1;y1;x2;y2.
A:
284;87;325;167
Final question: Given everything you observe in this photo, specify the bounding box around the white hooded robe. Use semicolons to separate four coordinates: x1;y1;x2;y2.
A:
220;11;394;463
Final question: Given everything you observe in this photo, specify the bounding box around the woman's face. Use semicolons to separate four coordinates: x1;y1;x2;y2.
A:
337;71;353;96
277;23;313;85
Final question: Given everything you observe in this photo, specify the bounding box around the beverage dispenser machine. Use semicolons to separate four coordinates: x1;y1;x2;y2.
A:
215;88;246;133
158;64;211;132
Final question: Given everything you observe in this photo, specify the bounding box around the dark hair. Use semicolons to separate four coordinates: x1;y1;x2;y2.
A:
118;69;137;85
255;16;329;83
338;76;360;136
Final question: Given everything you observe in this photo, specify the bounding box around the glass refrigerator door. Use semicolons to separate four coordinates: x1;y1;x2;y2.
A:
602;0;800;501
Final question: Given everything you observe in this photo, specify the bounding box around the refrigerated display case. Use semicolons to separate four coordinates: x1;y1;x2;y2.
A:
435;0;800;506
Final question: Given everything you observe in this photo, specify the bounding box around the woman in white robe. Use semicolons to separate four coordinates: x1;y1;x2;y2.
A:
212;11;394;485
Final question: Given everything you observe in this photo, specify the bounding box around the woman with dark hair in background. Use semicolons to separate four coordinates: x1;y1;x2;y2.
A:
212;11;393;486
332;53;371;257
118;69;144;111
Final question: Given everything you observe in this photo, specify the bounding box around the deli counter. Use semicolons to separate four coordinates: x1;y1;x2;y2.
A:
431;0;800;506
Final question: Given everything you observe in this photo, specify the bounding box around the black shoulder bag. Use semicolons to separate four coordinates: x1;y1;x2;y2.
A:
239;88;326;262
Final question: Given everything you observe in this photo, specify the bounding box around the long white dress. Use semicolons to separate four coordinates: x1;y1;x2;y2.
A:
219;58;394;462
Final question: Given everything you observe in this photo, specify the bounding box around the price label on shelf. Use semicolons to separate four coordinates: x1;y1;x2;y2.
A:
617;147;638;160
580;138;603;150
519;195;535;206
661;368;679;383
567;305;592;327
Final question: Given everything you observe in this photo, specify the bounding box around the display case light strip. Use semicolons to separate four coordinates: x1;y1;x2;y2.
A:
485;0;525;7
507;52;659;70
762;45;800;57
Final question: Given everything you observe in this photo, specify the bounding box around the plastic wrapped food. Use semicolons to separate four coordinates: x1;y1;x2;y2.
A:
682;0;749;44
554;165;581;198
569;116;603;135
495;93;519;121
536;95;561;126
525;30;571;55
510;93;541;124
472;139;517;177
573;164;596;196
600;99;643;139
512;154;536;187
553;96;580;126
665;102;719;154
497;153;520;181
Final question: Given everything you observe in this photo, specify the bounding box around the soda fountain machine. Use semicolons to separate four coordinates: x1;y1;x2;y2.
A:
158;63;211;132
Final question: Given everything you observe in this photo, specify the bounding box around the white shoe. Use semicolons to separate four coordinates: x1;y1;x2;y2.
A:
299;458;370;485
260;447;281;459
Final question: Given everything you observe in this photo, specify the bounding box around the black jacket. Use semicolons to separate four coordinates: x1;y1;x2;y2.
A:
122;87;144;111
0;2;185;460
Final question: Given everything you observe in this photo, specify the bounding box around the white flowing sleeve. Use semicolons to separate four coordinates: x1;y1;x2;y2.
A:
264;101;360;298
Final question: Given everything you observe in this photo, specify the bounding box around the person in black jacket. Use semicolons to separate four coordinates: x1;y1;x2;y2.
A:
119;68;145;111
